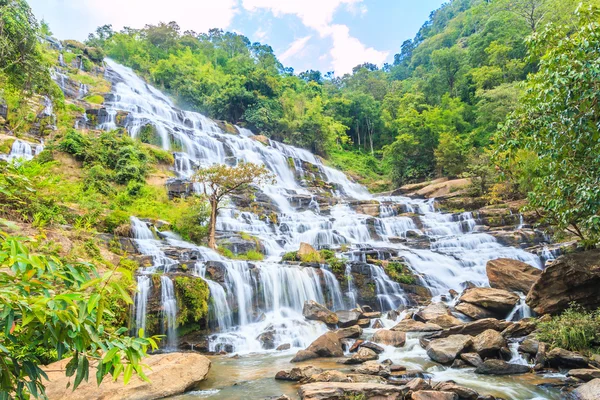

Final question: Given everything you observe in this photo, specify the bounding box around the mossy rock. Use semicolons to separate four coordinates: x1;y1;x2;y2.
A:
174;276;210;328
63;39;85;52
0;138;15;154
84;46;105;63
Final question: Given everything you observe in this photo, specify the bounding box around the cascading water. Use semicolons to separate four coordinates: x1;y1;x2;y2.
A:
101;59;545;354
160;276;178;350
0;139;44;162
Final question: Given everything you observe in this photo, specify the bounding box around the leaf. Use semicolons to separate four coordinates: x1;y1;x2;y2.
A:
123;364;133;385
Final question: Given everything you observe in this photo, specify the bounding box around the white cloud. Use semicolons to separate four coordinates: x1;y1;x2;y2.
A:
241;0;388;75
279;36;312;62
82;0;238;33
254;27;268;41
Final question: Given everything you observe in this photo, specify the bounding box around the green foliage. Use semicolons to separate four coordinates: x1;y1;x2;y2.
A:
300;252;322;264
536;304;600;355
498;6;600;243
83;94;104;105
282;251;299;262
0;233;160;398
172;196;209;244
384;262;416;285
173;276;209;326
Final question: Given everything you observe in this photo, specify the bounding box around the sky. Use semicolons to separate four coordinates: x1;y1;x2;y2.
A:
29;0;446;75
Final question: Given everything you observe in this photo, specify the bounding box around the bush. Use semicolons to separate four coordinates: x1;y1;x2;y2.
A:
385;262;416;285
536;304;600;355
174;277;210;327
282;251;299;262
84;164;114;195
103;210;130;233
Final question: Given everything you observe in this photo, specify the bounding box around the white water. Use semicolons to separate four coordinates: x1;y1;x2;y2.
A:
160;276;178;349
102;60;544;353
0;139;44;162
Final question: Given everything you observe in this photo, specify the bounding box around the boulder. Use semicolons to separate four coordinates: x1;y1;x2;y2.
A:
303;300;339;325
349;340;364;353
428;315;464;329
518;338;539;355
372;329;406;347
486;258;542;293
358;341;385;354
501;319;536;338
298;242;319;258
534;342;547;371
405;378;431;391
276;343;291;351
43;352;210;400
305;332;344;358
346;347;379;364
546;348;590;369
305;370;385;384
257;330;275;349
336;325;363;339
567;369;600;382
458;288;520;315
336;310;362;328
460;353;484;368
392;319;443;332
298;382;408;400
372;319;384;329
434;318;512;338
472;329;506;358
433;382;479;400
291;350;318;363
352;361;391;377
411;391;458;400
526;250;600;315
573;379;600;400
455;302;497;320
426;335;472;365
415;303;451;322
275;366;323;381
474;359;531;375
357;318;371;328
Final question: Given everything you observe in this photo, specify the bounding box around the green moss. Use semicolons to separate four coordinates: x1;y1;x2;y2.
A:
84;94;104;105
174;276;210;327
0;138;15;154
282;251;299;262
384;262;416;285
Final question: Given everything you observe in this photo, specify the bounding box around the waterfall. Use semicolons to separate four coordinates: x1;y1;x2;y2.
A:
160;276;177;350
0;140;44;162
133;275;151;335
103;59;544;353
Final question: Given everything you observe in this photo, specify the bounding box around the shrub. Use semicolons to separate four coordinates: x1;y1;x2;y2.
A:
174;277;210;327
242;250;264;261
385;262;416;285
300;252;323;264
282;251;299;262
103;210;130;233
536;304;600;355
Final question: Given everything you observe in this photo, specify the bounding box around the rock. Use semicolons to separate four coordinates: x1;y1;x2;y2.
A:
305;332;344;358
546;348;590;369
303;300;339;325
526;250;600;315
392;319;443;332
426;335;472;365
363;311;382;319
455;302;498;320
518;338;539;355
352;361;391;377
458;288;520;316
276;343;291;351
346;347;379;364
411;391;458;400
298;242;319;258
534;342;547;371
428;315;464;329
573;379;600;400
349;340;364;353
275;366;323;381
257;330;275;349
359;341;385;354
433;382;479;400
405;378;431;391
335;325;363;339
486;258;542;293
415;303;451;322
472;329;507;358
434;318;512;338
43;352;210;400
372;319;384;329
501;319;536;338
460;353;484;368
291;350;319;363
451;359;469;369
357;318;371;328
336;310;361;328
567;369;600;382
372;329;406;347
251;134;270;146
298;382;408;400
474;359;531;375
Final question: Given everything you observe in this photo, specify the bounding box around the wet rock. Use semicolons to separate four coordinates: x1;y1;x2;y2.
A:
432;382;479;400
357;318;371;328
349;340;364;353
276;343;291;351
526;250;600;315
411;390;458;400
518;338;539;355
455;302;498;320
372;319;384;329
335;325;362;339
534;342;547;371
472;329;507;358
451;359;469;369
298;382;408;400
547;348;590;369
359;341;385;354
352;361;391;377
501;319;536;338
363;311;382;319
305;332;344;358
458;288;520;316
434;318;512;338
298;242;319;258
257;330;276;350
303;300;339;325
346;347;379;364
415;303;451;322
405;378;431;391
428;314;464;329
336;310;361;328
567;369;600;382
486;258;542;294
474;359;531;375
392;320;443;332
426;335;472;365
372;329;406;347
573;379;600;400
275;366;323;381
291;350;318;363
460;353;484;368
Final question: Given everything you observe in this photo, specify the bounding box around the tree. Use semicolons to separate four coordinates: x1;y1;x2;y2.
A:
431;46;465;96
0;233;159;398
193;162;274;249
498;6;600;244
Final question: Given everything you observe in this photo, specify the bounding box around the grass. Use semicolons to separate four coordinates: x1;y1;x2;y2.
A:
327;149;391;192
536;304;600;355
84;95;104;105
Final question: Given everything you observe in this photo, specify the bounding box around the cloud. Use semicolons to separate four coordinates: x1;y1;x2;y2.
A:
279;36;312;62
81;0;238;33
254;27;268;41
241;0;387;75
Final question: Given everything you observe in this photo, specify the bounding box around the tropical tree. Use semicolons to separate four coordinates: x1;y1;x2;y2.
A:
0;234;160;398
193;161;274;249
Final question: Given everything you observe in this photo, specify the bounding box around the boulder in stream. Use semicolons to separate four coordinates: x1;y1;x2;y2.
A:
302;331;344;358
303;300;339;325
546;348;590;369
472;329;506;358
336;310;362;328
415;303;451;322
573;379;600;400
426;335;472;365
486;258;541;293
392;319;443;332
298;382;408;400
372;329;406;347
474;359;531;375
458;287;520;316
567;369;600;382
411;391;459;400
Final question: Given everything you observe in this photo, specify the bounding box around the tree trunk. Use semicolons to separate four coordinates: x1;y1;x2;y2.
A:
208;197;218;250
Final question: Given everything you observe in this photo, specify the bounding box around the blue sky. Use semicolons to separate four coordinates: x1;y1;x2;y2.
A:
29;0;446;75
